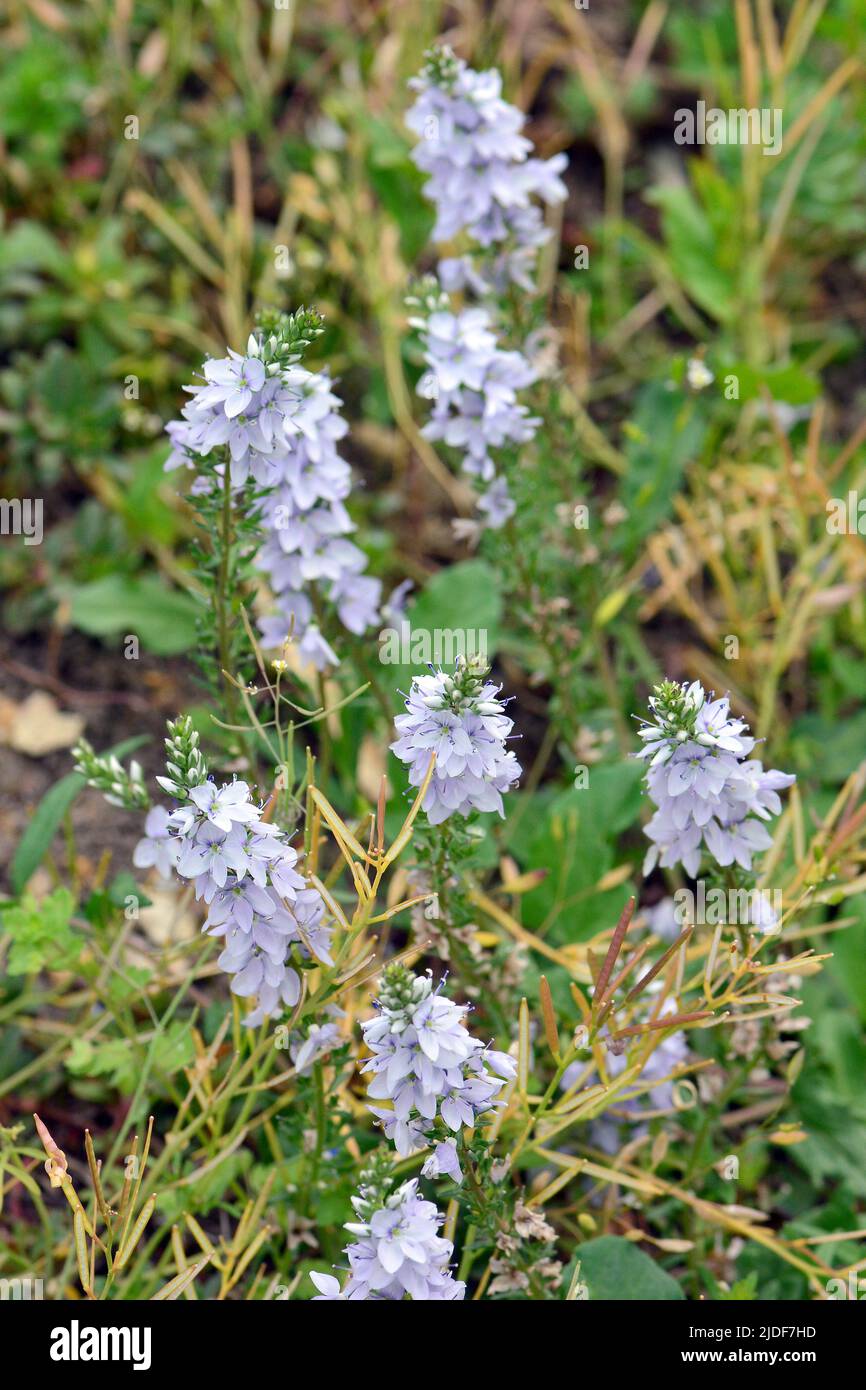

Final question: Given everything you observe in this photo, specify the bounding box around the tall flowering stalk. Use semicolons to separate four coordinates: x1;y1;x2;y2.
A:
360;961;516;1171
164;307;381;680
163;308;318;710
405;47;567;530
636;680;795;892
311;1151;465;1300
390;655;523;1025
408;281;538;528
77;716;332;1027
253;369;382;668
406;45;567;292
404;45;639;774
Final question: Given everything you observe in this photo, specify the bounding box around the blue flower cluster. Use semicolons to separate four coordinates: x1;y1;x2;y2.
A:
406;47;567;531
416;303;539;528
391;658;522;824
165;337;380;670
637;680;795;877
133;721;332;1027
406;45;567;291
311;1177;465;1301
360;965;516;1162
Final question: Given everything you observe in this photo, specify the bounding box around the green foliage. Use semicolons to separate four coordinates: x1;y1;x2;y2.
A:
568;1236;685;1301
617;383;707;555
67;1024;194;1096
2;888;79;975
10;735;149;892
384;558;504;698
2;0;864;1307
645;178;740;324
62;575;201;655
510;764;642;941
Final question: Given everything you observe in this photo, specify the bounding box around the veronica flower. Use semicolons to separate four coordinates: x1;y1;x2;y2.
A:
202;352;267;417
644;897;680;943
156;727;331;1025
406;46;567;291
205;879;276;934
296;623;339;671
133;806;180;879
312;1176;465;1301
405;49;568;533
477;474;517;528
83;715;330;1027
187;780;261;833
392;656;521;824
360;963;516;1161
251;371;382;667
411;296;537;530
174;827;251;887
380;578;414;627
164;329;382;672
421;1138;463;1183
309;1272;346;1301
290;1020;344;1075
636;680;794;877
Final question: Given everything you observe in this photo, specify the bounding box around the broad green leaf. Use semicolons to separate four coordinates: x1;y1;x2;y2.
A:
717;359;821;407
0;220;66;276
10;772;85;895
791;1061;866;1199
63;574;200;655
509;766;642;942
569;1235;685;1300
827;907;866;1025
646;183;738;323
11;734;148;892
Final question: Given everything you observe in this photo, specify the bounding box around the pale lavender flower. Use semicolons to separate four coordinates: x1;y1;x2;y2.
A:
133;805;180;879
164;339;382;672
251;370;381;667
702;814;774;871
290;1020;343;1074
360;965;516;1160
174;826;251;887
202;352;266;417
312;1177;465;1300
413;302;537;530
380;578;414;628
437;255;491;297
406;47;567;289
391;658;521;824
187;779;260;833
421;1138;463;1183
406;50;567;527
155;773;331;1027
310;1272;346;1301
296;623;339;670
477;474;516;528
644;896;680;943
636;681;794;877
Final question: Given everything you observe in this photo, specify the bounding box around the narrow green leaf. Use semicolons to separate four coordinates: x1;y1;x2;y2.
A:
10;735;149;892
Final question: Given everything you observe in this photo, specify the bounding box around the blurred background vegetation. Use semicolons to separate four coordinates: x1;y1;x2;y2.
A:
1;0;866;1298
